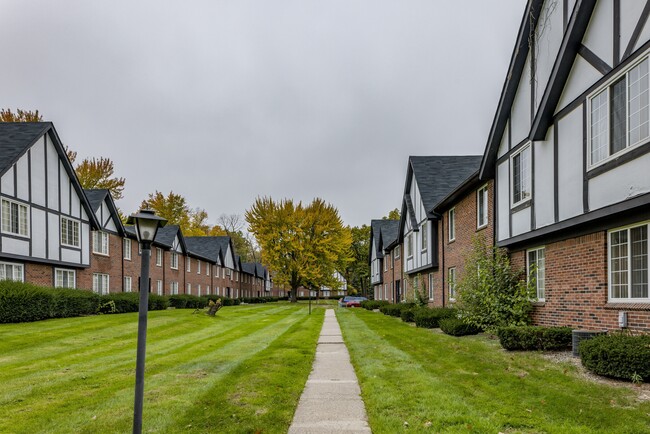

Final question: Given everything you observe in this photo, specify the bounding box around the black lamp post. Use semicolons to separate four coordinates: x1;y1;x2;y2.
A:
126;209;167;434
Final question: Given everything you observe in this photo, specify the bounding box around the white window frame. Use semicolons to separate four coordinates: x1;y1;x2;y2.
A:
93;273;110;295
448;267;456;301
428;272;434;301
207;264;210;276
383;257;388;272
527;246;546;301
154;247;162;266
92;231;109;255
186;257;191;272
60;217;80;248
124;276;132;293
170;252;178;270
587;53;650;169
187;283;191;294
608;220;649;302
477;184;489;229
55;268;76;288
406;232;413;258
510;143;532;208
156;280;163;296
197;260;201;274
421;222;428;252
123;238;132;260
394;246;400;259
1;198;29;237
197;284;202;297
0;261;24;282
448;208;456;242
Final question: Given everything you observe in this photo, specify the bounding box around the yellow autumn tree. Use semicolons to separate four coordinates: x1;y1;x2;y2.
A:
246;197;352;302
74;157;126;200
0;108;42;122
141;191;218;236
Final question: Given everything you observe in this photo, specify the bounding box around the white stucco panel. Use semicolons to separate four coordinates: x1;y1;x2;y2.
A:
534;135;555;229
510;53;532;144
1;167;15;196
497;121;509;158
2;236;29;257
621;1;646;55
31;138;46;207
511;207;531;237
61;247;81;264
636;13;650;53
556;56;602;114
31;208;47;259
48;213;60;260
82;223;90;265
534;0;564;112
557;107;584;221
582;0;614;66
15;153;29;201
589;152;650;210
47;139;59;211
497;161;510;242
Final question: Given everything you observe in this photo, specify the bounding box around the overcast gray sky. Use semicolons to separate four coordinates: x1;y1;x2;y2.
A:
1;0;526;228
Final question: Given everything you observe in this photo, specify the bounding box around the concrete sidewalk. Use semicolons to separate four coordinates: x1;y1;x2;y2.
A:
288;309;371;434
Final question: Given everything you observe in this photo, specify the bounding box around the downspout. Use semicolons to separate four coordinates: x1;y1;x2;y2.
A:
441;218;445;308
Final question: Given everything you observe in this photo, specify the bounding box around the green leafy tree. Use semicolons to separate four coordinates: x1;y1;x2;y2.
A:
246;197;352;303
383;208;400;220
344;224;371;296
0;108;42;122
456;236;535;332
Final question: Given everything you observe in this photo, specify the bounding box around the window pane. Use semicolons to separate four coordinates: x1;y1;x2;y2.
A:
10;202;19;234
591;90;609;164
631;226;648;298
629;59;650;146
513;153;522;203
610;77;627;154
610;230;629;298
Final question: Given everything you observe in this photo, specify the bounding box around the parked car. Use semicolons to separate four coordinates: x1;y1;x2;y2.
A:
338;296;367;308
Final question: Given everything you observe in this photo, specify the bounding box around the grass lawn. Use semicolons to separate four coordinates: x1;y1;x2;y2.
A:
0;302;324;434
337;308;650;434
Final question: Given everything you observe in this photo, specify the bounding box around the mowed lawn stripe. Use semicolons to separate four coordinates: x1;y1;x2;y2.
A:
337;309;650;434
0;303;314;434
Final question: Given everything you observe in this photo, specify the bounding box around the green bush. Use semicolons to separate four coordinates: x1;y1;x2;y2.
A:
580;334;650;381
361;300;389;310
168;294;205;309
439;318;481;336
496;326;572;351
400;307;425;323
148;294;168;310
413;308;457;328
100;293;139;313
0;281;100;323
379;303;415;317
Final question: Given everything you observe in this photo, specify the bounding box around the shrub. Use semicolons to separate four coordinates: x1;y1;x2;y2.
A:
148;294;169;310
456;236;535;331
101;293;139;313
379;303;415;317
361;300;389;310
496;326;572;351
439;318;481;336
168;294;205;309
400;307;425;323
0;281;100;323
413;308;457;329
580;334;650;381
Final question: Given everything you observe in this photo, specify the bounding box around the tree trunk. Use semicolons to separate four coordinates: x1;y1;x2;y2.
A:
290;284;298;303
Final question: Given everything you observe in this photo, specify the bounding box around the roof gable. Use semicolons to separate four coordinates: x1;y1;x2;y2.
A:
84;189;125;236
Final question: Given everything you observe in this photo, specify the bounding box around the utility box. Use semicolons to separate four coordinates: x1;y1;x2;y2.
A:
618;311;628;328
572;330;606;357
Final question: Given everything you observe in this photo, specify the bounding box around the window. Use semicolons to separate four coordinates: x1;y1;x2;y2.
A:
124;276;132;293
207;265;210;276
93;273;110;295
170;252;178;269
421;223;428;252
511;144;532;207
155;248;162;266
1;198;29;237
477;185;489;229
93;231;109;255
0;262;24;282
55;269;75;288
197;260;201;274
609;222;649;301
187;283;191;294
157;280;163;296
590;57;649;166
394;247;400;259
527;247;546;301
448;268;457;300
197;284;202;297
170;281;179;295
384;258;388;272
206;285;210;295
124;238;132;260
428;273;434;300
186;257;191;272
61;217;80;247
406;233;413;257
449;208;456;241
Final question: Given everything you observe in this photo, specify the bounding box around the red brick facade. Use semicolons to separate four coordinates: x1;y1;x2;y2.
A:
78;233;125;293
378;245;402;303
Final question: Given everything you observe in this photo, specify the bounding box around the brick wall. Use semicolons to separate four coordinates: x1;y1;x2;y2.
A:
524;231;650;332
184;258;212;296
25;262;54;287
78;233;124;293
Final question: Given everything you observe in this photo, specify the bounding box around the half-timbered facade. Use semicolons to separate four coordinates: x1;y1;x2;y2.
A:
481;0;650;331
0;123;99;289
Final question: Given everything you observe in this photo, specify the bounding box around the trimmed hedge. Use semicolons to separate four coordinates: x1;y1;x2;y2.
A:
496;326;572;351
100;293;169;313
0;281;99;323
401;307;426;323
413;308;457;329
580;334;650;382
361;300;389;310
439;318;481;336
379;303;416;317
169;294;206;309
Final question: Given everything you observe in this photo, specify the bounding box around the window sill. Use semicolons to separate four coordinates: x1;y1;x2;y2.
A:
1;231;30;239
605;302;650;311
476;224;488;232
511;199;532;213
93;252;110;257
124;258;131;261
531;300;546;307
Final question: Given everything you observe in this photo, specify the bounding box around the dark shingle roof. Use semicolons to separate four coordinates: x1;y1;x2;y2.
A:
124;224;181;249
409;156;483;213
370;219;399;258
242;262;256;275
255;263;266;277
381;220;399;247
0;123;51;176
84;189;109;213
184;237;222;262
